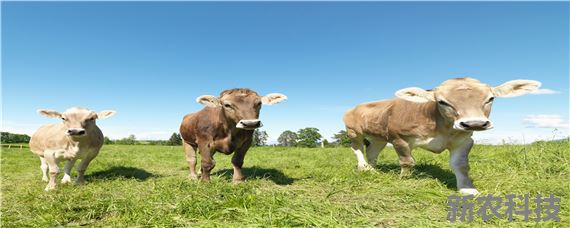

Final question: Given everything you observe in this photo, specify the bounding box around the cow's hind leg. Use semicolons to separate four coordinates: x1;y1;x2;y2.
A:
61;159;76;184
366;139;387;168
392;138;415;177
39;156;49;182
183;141;198;180
347;129;373;171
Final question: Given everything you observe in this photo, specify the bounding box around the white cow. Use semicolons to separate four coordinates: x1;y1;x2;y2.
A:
29;107;116;191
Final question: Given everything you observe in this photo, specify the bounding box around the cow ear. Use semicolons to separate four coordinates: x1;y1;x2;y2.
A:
38;109;62;118
395;87;435;103
97;110;116;119
493;80;541;97
196;95;221;107
262;93;287;105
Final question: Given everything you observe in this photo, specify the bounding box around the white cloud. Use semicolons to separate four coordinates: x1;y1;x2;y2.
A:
523;115;569;129
530;88;560;95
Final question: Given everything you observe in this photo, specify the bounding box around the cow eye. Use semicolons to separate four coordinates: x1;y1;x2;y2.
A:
224;103;232;108
486;97;495;104
61;117;66;121
437;100;451;107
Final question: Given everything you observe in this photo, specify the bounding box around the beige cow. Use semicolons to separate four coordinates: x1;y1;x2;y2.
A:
29;107;116;191
343;77;540;195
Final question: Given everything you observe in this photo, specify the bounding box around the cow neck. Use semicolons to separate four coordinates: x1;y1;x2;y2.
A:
218;107;237;133
424;101;454;132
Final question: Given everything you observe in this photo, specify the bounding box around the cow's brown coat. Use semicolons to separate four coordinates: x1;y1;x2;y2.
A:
180;88;286;182
343;78;540;195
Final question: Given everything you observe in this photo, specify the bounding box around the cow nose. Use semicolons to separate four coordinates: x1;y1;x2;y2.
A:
236;119;262;129
67;129;86;136
460;120;491;130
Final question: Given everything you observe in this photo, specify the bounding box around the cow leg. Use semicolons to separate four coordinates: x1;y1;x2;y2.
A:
392;139;415;177
61;159;76;184
198;143;216;182
366;139;387;168
39;156;49;182
232;142;251;183
183;141;198;180
348;132;373;171
449;138;479;195
75;151;98;185
43;151;60;191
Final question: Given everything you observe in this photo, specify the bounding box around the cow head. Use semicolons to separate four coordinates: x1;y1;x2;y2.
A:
196;88;287;130
395;77;541;131
38;107;116;137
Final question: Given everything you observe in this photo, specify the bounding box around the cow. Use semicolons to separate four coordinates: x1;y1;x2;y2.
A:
179;88;287;183
29;107;116;191
343;78;540;195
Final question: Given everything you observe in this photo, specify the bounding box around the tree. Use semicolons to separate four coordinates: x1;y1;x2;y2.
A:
116;134;137;145
0;132;31;143
103;136;113;145
278;130;298;147
296;128;322;148
332;130;352;147
252;129;268;146
322;139;330;148
168;133;182;146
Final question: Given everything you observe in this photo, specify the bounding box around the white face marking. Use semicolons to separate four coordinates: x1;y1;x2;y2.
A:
453;117;493;131
235;119;263;130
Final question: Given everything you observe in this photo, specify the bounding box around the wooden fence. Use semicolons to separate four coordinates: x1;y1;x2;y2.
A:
0;144;29;149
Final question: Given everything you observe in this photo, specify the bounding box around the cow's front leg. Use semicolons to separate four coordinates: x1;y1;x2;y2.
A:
392;139;415;177
232;143;251;183
61;159;76;184
43;151;60;191
75;152;98;185
449;138;478;195
198;143;215;182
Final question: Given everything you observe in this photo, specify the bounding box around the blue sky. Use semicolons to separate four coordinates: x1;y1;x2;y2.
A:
2;2;569;144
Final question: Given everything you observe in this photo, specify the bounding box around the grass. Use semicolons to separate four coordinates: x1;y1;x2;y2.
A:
1;141;569;226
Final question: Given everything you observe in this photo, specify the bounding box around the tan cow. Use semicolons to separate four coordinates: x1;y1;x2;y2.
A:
180;88;287;183
343;78;540;195
29;107;116;191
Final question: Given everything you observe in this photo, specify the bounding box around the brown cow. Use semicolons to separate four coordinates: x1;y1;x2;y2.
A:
179;88;287;182
343;78;540;195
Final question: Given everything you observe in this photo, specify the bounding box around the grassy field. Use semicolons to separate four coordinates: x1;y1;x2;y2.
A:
1;141;569;226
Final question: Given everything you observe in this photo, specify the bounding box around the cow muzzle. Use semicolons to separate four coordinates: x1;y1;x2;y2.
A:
454;118;493;131
66;128;86;136
236;119;263;130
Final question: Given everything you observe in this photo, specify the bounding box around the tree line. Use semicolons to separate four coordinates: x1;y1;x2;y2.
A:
277;128;351;148
1;129;353;148
1;132;31;143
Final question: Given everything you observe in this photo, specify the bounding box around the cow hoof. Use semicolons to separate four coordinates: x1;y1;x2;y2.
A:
75;179;86;185
61;177;72;184
44;184;56;191
233;179;244;184
42;177;49;182
188;174;198;180
357;164;375;171
459;188;480;196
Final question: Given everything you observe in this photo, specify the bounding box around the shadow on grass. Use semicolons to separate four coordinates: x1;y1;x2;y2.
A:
213;166;296;185
377;163;457;190
86;166;154;181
